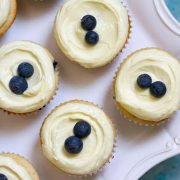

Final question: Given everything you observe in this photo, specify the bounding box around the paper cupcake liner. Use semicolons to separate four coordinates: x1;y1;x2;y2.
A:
0;65;60;116
0;152;39;180
0;0;17;36
120;0;133;52
113;48;178;127
116;102;169;127
40;100;117;177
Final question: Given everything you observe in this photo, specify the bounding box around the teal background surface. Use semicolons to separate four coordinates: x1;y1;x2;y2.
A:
164;0;180;22
140;155;180;180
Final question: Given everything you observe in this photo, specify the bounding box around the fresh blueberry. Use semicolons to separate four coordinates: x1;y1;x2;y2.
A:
150;81;167;98
0;174;8;180
137;74;152;89
9;76;28;95
64;136;83;154
85;31;99;45
53;61;58;70
73;120;91;138
18;62;34;78
81;15;97;31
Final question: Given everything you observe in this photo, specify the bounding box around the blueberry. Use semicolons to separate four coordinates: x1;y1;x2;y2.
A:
53;61;58;70
64;136;83;154
137;74;152;89
81;15;97;31
150;81;167;98
85;31;99;45
9;76;28;95
73;120;91;138
0;174;8;180
18;62;34;78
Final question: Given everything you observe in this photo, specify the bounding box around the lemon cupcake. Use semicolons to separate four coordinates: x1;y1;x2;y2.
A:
0;153;39;180
40;100;116;175
0;41;59;114
114;48;180;125
54;0;130;68
0;0;17;36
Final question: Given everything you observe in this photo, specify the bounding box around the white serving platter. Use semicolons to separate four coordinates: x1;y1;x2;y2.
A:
0;0;179;180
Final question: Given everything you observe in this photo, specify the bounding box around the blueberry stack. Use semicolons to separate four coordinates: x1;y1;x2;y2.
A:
81;15;99;45
64;120;91;154
0;174;7;180
9;62;34;95
137;74;167;98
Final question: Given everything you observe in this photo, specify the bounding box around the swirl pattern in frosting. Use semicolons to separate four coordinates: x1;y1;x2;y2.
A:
41;100;115;175
54;0;129;68
115;48;180;121
0;41;59;113
0;154;38;180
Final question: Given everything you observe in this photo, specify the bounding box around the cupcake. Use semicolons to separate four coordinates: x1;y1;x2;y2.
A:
0;0;17;36
114;48;180;125
40;100;116;175
0;41;59;114
0;153;39;180
54;0;130;68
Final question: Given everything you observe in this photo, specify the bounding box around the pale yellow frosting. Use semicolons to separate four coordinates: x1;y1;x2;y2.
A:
0;41;58;113
41;100;115;175
0;0;10;28
0;156;31;180
115;48;180;121
54;0;129;68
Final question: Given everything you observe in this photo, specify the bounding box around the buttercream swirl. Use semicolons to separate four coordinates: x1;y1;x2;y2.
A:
115;48;180;121
0;41;58;113
55;0;129;68
0;0;10;28
0;156;31;180
41;100;115;175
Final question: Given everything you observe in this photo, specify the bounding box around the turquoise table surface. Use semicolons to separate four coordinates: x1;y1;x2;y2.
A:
164;0;180;22
140;155;180;180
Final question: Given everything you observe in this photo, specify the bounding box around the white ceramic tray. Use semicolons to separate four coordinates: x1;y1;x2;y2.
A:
0;0;179;180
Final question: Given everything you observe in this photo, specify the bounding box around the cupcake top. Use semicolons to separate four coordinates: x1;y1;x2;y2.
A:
0;0;16;36
55;0;129;68
41;100;115;175
115;48;180;121
0;41;59;113
0;153;39;180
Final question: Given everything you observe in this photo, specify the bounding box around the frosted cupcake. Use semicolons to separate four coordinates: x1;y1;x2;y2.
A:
54;0;130;68
40;100;116;175
0;0;17;36
114;48;180;125
0;153;39;180
0;41;59;114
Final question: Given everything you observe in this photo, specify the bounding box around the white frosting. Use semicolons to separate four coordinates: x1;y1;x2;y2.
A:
41;101;115;175
55;0;129;68
0;0;11;28
115;48;180;121
0;41;58;113
0;156;31;180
